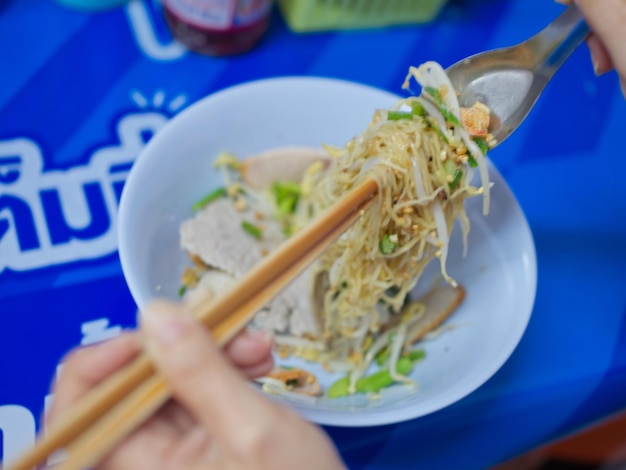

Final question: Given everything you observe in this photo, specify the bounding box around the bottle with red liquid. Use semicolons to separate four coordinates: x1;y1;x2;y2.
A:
163;0;273;56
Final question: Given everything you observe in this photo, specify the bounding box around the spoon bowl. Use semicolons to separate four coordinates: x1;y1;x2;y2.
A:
446;4;589;146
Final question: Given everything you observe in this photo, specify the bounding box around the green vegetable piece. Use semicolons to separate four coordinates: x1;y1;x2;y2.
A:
379;234;398;255
192;187;226;211
473;137;489;155
177;285;187;298
465;138;488;169
285;378;298;387
388;111;413;121
273;180;301;193
411;101;425;116
278;197;297;215
329;351;420;398
396;357;413;375
327;376;350;398
271;181;301;215
426;118;449;144
375;346;390;366
356;369;393;393
379;291;409;313
424;86;441;103
407;348;426;363
466;152;479;168
242;221;262;240
385;285;402;298
423;86;461;127
356;357;414;393
444;159;457;175
441;108;461;127
449;169;463;190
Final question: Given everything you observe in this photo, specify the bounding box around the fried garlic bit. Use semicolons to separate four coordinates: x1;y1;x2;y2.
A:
180;252;210;289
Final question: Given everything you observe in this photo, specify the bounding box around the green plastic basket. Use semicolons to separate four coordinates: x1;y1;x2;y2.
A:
277;0;449;33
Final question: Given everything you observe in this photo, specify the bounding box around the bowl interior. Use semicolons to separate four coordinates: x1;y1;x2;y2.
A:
118;77;537;426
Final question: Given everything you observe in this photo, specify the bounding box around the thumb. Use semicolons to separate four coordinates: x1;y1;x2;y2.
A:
140;300;272;439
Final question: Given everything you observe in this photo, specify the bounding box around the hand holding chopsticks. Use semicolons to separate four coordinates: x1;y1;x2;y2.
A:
6;178;376;470
42;303;345;470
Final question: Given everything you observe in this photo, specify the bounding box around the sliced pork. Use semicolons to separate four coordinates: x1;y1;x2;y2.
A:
240;147;330;190
180;147;330;337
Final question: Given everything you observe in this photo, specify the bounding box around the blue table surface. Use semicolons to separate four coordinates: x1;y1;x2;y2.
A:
1;0;625;468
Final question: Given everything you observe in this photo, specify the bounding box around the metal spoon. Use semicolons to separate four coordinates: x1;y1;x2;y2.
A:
446;3;590;146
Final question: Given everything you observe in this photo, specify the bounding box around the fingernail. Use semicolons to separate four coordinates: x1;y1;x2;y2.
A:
141;303;191;346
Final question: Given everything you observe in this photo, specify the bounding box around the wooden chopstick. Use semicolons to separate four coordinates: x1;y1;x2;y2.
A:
55;180;376;470
61;375;170;470
7;178;378;470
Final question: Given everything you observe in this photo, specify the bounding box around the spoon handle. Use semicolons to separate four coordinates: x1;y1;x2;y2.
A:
528;4;590;80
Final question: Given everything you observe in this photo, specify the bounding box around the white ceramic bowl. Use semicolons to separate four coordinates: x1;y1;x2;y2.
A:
118;77;537;427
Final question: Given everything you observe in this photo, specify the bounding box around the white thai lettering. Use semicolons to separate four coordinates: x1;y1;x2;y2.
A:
125;0;187;61
0;405;36;466
81;318;123;346
0;112;168;274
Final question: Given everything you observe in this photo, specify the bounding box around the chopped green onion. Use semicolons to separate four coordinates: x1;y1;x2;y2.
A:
375;346;390;366
356;369;390;393
424;86;462;127
473;137;489;155
271;180;301;196
388;110;413;121
449;169;463;190
242;221;262;240
329;356;415;397
424;86;441;103
327;376;350;398
385;285;402;298
356;357;413;393
411;101;425;116
271;181;301;215
278;198;297;215
426;118;449;143
407;348;426;363
192;187;226;211
442;108;461;127
466;152;478;168
396;356;413;375
178;285;187;298
379;234;398;254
